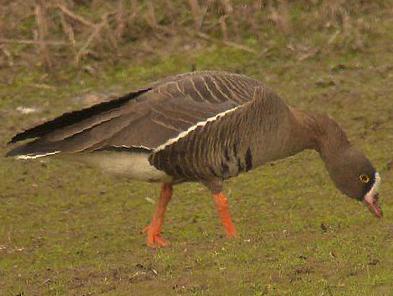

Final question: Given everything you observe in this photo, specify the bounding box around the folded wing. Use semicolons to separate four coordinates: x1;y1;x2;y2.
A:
7;71;260;158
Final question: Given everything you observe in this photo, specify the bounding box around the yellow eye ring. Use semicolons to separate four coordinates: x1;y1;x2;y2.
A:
359;175;370;183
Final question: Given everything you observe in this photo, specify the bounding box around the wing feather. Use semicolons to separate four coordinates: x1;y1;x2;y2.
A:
7;71;262;158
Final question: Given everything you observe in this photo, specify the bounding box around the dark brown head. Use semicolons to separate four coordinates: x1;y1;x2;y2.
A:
324;147;382;217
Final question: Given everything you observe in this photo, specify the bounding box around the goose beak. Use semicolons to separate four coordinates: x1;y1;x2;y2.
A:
364;192;382;218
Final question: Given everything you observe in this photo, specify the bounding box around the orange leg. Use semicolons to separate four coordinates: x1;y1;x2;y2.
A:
213;192;237;238
145;183;173;248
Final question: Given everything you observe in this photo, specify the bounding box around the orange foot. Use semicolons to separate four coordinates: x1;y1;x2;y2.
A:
144;225;170;248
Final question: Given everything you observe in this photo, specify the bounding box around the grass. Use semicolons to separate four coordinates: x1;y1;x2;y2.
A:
1;3;393;296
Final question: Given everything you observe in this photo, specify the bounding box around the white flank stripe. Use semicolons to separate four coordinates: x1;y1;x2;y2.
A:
154;105;241;152
16;151;60;160
129;145;152;150
112;145;152;150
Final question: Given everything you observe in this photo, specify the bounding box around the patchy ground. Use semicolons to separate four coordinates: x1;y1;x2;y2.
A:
1;4;393;296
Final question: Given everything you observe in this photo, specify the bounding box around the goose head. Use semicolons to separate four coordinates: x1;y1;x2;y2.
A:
324;147;382;218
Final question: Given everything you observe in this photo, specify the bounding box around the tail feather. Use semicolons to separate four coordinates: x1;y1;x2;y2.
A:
6;111;145;158
8;88;150;144
6;139;60;158
6;88;151;158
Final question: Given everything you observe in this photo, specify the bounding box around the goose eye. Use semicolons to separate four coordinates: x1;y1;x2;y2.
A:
359;174;370;183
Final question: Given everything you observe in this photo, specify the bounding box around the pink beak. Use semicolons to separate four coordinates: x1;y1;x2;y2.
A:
364;193;382;218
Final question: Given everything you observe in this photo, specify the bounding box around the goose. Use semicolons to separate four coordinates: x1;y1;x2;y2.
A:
6;71;382;247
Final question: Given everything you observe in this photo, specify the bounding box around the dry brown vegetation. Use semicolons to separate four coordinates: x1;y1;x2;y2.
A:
0;0;390;70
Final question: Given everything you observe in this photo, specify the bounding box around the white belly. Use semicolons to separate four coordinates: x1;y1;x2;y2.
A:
73;151;172;182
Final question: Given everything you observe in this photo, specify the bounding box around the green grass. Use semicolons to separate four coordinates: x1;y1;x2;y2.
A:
1;7;393;296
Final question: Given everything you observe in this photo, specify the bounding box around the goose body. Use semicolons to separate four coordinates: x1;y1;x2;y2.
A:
7;71;382;247
8;71;304;184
